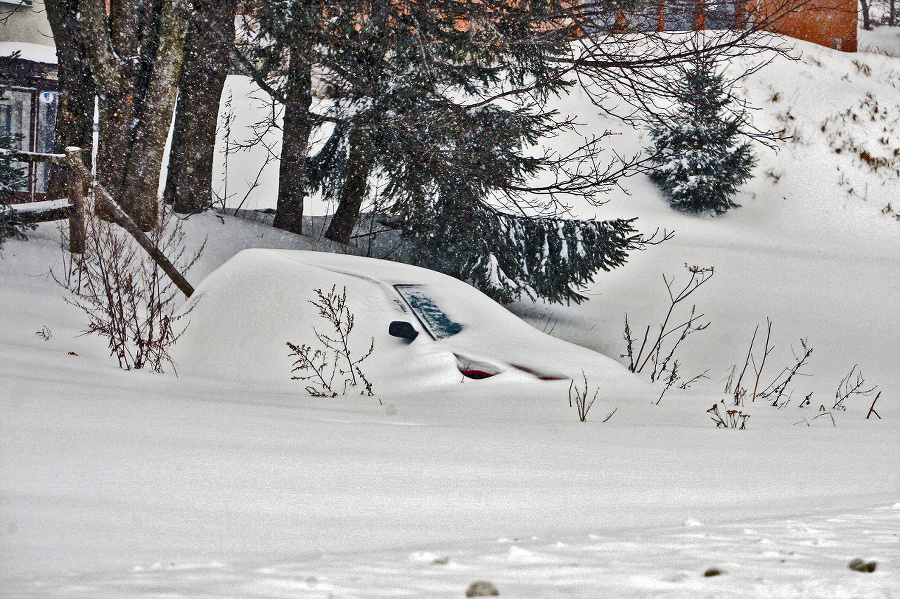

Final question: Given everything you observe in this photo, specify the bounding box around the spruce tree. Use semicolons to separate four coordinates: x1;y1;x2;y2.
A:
648;55;756;215
0;135;32;246
297;0;641;304
0;53;32;246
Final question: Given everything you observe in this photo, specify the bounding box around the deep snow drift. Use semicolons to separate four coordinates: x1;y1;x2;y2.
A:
1;32;898;598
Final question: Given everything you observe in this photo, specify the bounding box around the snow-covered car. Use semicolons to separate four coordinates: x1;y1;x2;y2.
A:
173;249;638;397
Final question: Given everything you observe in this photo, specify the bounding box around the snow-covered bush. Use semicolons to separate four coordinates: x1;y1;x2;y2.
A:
648;56;756;215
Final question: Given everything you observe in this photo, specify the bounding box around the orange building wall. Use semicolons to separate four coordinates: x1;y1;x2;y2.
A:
761;0;858;52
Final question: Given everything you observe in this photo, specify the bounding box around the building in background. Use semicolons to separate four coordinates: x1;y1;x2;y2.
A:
623;1;857;52
763;0;858;51
0;0;58;203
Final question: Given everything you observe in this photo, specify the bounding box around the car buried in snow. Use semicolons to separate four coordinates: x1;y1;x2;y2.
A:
174;249;638;396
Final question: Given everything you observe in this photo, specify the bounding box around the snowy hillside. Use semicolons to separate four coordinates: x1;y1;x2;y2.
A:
1;32;898;598
511;36;900;418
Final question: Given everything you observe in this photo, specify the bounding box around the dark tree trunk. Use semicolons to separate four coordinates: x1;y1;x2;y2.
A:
860;0;872;30
44;0;94;199
164;0;237;214
324;128;373;245
77;0;192;231
272;45;313;235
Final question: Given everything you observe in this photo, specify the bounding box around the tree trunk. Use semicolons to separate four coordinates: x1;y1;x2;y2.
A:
164;0;237;214
860;0;872;30
78;0;192;231
44;0;94;199
324;128;373;245
272;45;313;235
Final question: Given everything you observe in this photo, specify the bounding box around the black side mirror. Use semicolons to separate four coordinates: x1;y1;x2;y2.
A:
389;320;419;341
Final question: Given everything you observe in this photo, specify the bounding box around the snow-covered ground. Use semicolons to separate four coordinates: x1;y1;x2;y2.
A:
1;31;898;598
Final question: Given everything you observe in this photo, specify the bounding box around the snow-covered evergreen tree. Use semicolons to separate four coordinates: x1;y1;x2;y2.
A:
648;56;756;215
0;135;32;246
286;0;643;304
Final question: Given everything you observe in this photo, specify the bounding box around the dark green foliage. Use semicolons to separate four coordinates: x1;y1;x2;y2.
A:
284;0;640;303
648;56;757;215
0;53;32;245
403;202;639;305
0;134;33;246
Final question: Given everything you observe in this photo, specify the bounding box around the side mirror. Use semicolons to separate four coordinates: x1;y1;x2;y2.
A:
389;320;419;341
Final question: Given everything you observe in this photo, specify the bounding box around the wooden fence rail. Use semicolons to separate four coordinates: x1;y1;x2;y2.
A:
2;147;193;298
3;148;85;254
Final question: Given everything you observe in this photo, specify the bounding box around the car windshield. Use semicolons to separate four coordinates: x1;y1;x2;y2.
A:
394;284;463;340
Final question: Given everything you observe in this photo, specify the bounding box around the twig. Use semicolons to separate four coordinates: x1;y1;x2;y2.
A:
866;392;882;420
833;365;877;411
759;338;813;405
733;324;758;406
751;318;773;402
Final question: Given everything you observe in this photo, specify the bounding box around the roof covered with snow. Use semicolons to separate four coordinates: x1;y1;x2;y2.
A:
0;41;57;65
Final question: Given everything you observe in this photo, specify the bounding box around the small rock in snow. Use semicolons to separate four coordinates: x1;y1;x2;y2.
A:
848;558;877;573
466;580;499;597
703;567;724;577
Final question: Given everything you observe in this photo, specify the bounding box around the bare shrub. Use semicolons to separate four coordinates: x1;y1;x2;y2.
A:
624;264;712;379
833;365;878;411
731;319;774;406
287;286;375;399
758;338;813;406
726;320;814;409
57;207;202;373
624;264;712;403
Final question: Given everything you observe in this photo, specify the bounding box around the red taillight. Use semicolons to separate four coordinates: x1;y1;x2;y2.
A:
459;369;495;379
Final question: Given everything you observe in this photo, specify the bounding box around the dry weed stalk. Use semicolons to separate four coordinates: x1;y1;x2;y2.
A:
623;264;713;380
758;338;813;406
569;371;599;422
731;318;774;406
707;401;750;430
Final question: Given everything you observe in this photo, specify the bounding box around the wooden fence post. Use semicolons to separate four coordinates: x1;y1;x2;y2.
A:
65;148;86;255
